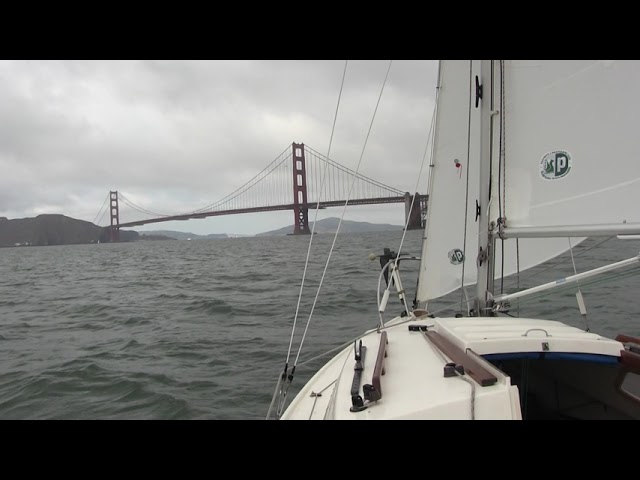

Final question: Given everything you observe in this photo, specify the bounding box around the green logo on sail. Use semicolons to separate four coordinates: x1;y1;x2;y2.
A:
448;249;464;265
540;151;571;180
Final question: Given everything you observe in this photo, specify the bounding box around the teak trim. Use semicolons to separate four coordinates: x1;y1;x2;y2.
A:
372;331;388;394
423;331;498;387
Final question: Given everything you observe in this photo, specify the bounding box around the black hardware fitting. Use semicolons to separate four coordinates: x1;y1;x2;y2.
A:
475;75;483;108
475;200;481;221
350;341;368;412
363;384;381;403
444;362;465;378
408;324;429;332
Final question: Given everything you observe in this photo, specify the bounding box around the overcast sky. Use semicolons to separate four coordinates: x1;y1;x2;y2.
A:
0;60;439;235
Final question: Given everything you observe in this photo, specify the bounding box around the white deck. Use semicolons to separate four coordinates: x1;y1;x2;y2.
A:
280;316;625;420
435;317;624;357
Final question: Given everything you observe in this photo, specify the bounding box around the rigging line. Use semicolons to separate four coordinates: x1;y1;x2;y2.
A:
284;60;349;368
297;314;432;369
92;194;109;225
379;78;438;324
293;60;393;367
274;61;349;418
265;373;283;420
501;60;506;222
568;237;590;331
413;105;438;310
502;236;615;290
508;266;640;307
500;60;507;295
516;238;520;317
568;238;579;277
378;69;436;328
459;60;474;313
425;295;480;318
423;61;444;314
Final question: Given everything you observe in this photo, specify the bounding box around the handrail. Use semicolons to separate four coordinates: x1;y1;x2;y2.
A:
423;331;497;387
363;331;388;403
617;334;640;344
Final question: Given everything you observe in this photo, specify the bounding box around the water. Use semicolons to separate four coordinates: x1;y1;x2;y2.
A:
1;230;639;419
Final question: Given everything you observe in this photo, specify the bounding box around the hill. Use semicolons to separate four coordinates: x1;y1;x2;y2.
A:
139;230;229;241
0;214;139;247
257;217;403;236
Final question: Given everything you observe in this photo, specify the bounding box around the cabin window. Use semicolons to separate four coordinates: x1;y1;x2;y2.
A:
620;371;640;401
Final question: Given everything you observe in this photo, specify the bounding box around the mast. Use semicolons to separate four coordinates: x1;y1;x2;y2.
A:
474;60;494;316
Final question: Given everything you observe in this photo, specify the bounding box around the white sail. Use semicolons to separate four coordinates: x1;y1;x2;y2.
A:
416;60;481;304
490;60;640;282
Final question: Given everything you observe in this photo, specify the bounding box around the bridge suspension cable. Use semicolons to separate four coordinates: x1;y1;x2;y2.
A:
304;145;404;198
92;193;110;225
118;192;170;218
186;144;293;214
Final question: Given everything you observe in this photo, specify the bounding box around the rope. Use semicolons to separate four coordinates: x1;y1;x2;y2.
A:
273;60;349;418
265;373;283;420
285;60;348;366
567;237;590;331
516;238;520;317
421;329;476;419
455;370;476;420
458;61;473;313
503;264;640;308
378;81;438;326
422;63;445;314
268;59;394;417
292;61;393;373
499;60;506;294
311;379;338;420
502;236;614;290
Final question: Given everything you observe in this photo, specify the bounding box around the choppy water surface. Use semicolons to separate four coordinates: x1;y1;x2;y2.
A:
1;230;639;419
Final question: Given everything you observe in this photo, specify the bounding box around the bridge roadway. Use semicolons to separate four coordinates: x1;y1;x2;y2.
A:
117;196;406;228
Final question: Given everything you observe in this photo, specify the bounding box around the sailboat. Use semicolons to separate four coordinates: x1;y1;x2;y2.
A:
269;60;640;420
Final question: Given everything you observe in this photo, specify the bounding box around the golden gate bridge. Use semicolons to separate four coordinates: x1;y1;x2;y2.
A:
93;143;427;241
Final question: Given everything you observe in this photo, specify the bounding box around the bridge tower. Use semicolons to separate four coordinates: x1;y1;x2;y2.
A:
109;190;120;242
405;192;427;230
292;143;310;234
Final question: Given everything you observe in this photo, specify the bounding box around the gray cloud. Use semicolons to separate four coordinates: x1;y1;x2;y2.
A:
0;60;438;234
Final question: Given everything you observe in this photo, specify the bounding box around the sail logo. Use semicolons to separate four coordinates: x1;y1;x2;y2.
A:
540;151;572;180
448;249;464;265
